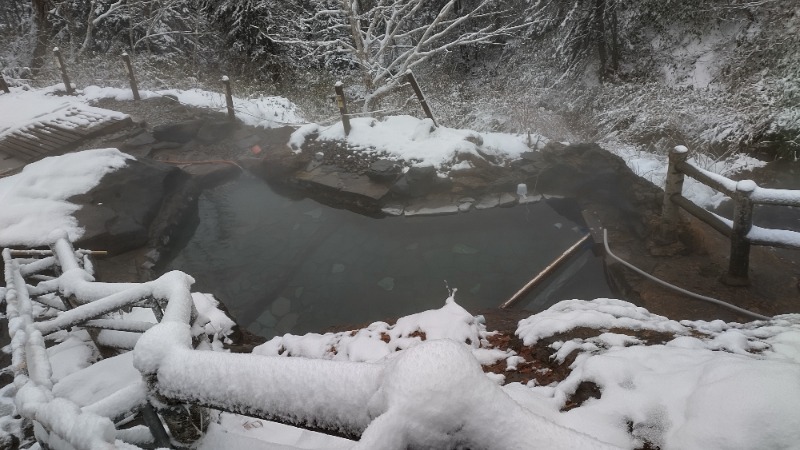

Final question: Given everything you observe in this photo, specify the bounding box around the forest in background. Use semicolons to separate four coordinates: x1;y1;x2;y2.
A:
1;0;798;159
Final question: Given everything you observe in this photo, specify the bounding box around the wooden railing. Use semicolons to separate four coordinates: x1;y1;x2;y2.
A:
662;145;800;285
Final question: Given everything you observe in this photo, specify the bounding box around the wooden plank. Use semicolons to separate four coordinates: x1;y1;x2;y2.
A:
0;143;36;162
0;135;48;157
31;125;77;145
5;133;57;156
18;127;75;151
38;123;84;142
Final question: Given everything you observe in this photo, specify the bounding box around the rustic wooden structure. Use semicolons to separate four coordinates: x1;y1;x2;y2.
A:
0;73;9;94
0;105;132;162
334;81;351;135
121;52;141;101
222;75;235;121
405;70;437;127
53;47;74;95
663;145;800;285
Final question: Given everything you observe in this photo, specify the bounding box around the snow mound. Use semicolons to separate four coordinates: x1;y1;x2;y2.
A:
81;85;304;128
509;299;800;449
254;295;506;366
0;149;132;246
289;115;543;171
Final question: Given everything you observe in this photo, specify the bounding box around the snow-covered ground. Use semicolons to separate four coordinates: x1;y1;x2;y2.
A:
2;86;798;449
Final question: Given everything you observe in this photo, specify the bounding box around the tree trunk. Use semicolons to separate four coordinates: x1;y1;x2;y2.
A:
81;0;97;53
594;0;608;81
609;0;619;74
30;0;51;72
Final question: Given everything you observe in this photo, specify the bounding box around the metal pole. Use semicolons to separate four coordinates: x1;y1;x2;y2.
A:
53;47;74;95
121;52;140;101
405;70;437;127
0;73;9;94
724;180;755;286
222;76;235;121
662;145;689;225
501;234;592;309
334;81;351;136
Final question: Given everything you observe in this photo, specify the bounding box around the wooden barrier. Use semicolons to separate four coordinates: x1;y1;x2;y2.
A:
405;70;437;127
0;73;9;94
662;145;800;285
222;76;235;121
334;81;351;135
121;52;140;100
53;47;74;95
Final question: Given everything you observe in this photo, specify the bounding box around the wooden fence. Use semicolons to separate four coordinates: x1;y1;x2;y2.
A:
662;145;800;285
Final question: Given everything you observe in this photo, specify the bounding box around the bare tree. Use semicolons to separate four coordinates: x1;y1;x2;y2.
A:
269;0;524;111
80;0;126;53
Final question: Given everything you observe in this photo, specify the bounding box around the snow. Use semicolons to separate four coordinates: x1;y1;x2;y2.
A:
604;141;767;208
289;115;539;171
0;149;132;246
80;85;304;129
253;295;503;365
517;298;688;345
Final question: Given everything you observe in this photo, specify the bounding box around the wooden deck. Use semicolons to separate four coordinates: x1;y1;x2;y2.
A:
0;104;132;162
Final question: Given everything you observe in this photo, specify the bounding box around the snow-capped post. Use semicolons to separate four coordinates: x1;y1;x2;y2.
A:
121;52;140;101
222;75;235;121
0;73;9;94
334;81;351;136
52;47;74;95
724;180;756;286
662;145;689;226
405;70;437;127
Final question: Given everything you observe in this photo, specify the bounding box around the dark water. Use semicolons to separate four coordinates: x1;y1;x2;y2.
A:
165;176;613;338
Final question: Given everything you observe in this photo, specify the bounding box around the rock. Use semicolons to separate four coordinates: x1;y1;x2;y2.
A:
475;194;500;210
331;263;346;274
377;277;395;291
196;120;238;144
71;158;189;255
153;120;203;143
367;159;402;182
405;199;460;217
382;204;405;216
391;165;438;198
498;192;518;207
271;297;292;317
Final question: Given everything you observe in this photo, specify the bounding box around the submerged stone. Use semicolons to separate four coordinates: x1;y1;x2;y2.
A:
271;297;292;317
377;277;395;291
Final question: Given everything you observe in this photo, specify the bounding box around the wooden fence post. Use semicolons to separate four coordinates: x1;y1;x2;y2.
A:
724;180;755;286
121;52;140;101
53;47;74;95
334;81;351;136
222;76;235;121
662;145;689;226
405;70;437;127
0;73;9;94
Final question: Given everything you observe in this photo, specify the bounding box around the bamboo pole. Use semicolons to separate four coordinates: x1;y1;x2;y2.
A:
500;234;592;309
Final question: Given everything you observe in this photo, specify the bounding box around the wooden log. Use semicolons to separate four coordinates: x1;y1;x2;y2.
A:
53;47;74;95
723;180;755;286
334;81;351;136
222;76;235;121
661;145;689;226
405;70;437;127
122;53;141;101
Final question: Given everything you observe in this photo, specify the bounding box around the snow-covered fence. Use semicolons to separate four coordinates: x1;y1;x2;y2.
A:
2;235;207;449
663;145;800;285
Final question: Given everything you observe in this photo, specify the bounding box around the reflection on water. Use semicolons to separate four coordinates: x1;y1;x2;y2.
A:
165;177;613;338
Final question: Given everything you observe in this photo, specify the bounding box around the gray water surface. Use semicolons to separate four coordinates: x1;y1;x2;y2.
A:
166;177;613;338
